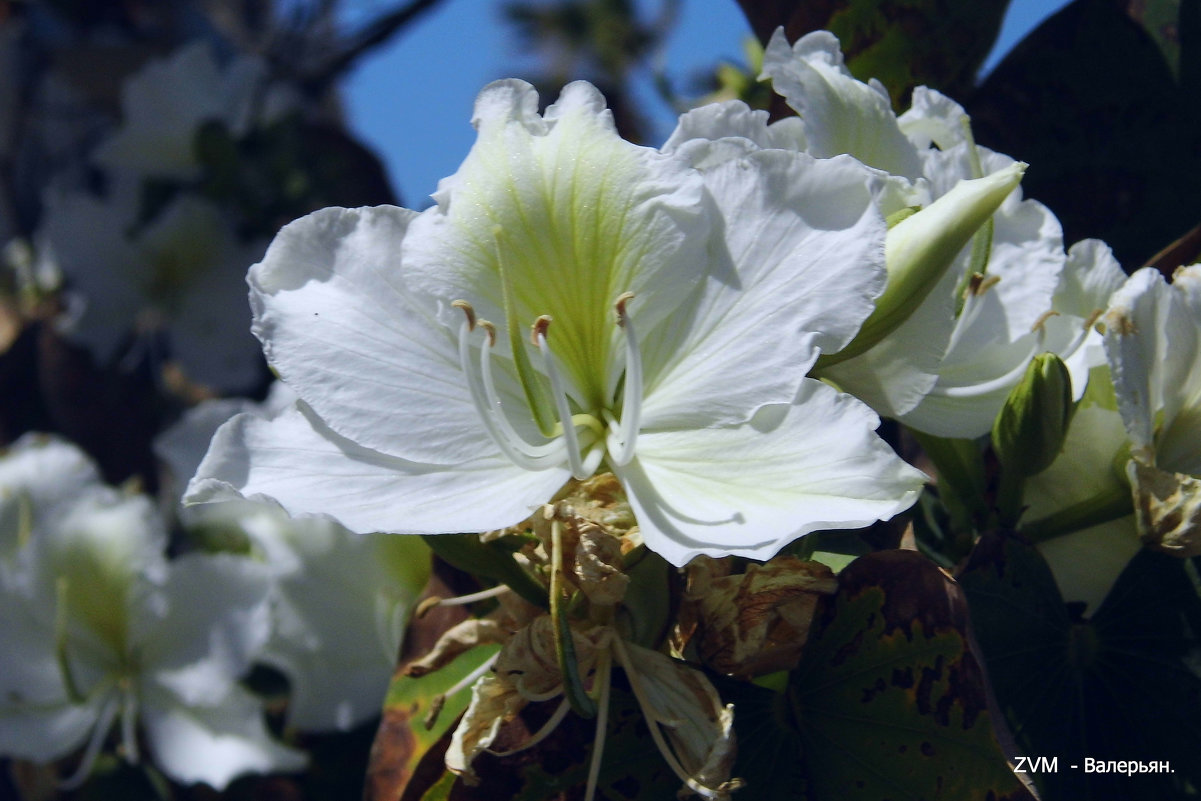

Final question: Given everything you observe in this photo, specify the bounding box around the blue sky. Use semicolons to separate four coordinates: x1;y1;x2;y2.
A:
342;0;1068;207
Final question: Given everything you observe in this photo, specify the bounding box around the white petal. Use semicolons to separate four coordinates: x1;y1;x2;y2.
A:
1045;239;1126;399
141;684;306;789
898;87;968;151
134;554;273;706
1104;268;1200;460
258;528;428;732
662;99;807;158
186;402;571;536
402;80;711;403
617;380;926;566
250;205;502;465
640;150;886;429
1024;404;1138;613
761;30;923;179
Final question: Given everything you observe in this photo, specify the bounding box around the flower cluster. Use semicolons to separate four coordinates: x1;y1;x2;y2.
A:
5;14;1199;801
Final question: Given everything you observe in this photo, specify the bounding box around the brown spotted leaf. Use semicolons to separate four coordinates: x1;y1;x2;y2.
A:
787;550;1031;800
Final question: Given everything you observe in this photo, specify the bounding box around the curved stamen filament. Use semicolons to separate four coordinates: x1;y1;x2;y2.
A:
929;326;1048;400
534;317;591;480
454;301;563;471
477;320;564;464
609;293;642;467
59;689;121;790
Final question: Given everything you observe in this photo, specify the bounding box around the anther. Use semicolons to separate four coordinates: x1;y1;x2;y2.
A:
478;319;497;347
531;315;552;346
1031;309;1059;333
452;299;476;329
614;292;635;325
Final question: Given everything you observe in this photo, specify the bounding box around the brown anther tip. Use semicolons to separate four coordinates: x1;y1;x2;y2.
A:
423;695;447;729
415;596;443;619
614;291;636;325
1084;308;1105;330
531;315;552;345
1031;309;1060;333
452;299;476;330
478;320;498;347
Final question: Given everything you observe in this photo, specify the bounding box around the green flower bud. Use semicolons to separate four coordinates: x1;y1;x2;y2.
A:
824;162;1026;365
991;352;1074;479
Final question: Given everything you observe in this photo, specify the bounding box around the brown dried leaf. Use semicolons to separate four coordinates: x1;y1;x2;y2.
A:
1129;458;1201;556
573;524;629;606
404;618;509;678
495;615;600;700
445;673;527;784
694;556;837;677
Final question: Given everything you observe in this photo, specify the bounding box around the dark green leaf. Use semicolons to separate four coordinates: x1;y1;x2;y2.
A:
960;532;1201;800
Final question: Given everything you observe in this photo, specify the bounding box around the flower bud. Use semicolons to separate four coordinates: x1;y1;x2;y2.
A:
991;352;1074;478
830;162;1026;363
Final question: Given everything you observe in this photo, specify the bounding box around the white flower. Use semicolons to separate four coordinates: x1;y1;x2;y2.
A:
157;392;431;733
39;182;266;390
0;439;304;789
92;42;292;181
188;79;925;567
760;29;1080;437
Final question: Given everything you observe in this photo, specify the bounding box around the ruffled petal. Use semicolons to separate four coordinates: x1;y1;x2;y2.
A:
761;29;923;180
640;150;886;429
616;380;926;566
186;401;571;536
250;205;497;464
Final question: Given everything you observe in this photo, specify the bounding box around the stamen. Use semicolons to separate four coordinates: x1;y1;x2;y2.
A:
930;329;1049;400
535;319;591;480
120;681;139;764
455;305;564;471
416;584;512;618
487;697;572;758
609;293;642;466
59;689;120;790
424;651;500;730
584;645;614;801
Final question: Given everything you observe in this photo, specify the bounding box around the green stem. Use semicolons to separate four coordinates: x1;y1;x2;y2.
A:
551;519;597;719
1021;487;1133;544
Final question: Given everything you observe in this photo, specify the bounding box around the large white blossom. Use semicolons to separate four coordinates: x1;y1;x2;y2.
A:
758;29;1110;437
188;79;925;566
0;435;304;789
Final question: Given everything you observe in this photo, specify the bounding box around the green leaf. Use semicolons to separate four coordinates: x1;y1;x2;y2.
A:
959;533;1201;799
788;550;1032;800
968;0;1201;267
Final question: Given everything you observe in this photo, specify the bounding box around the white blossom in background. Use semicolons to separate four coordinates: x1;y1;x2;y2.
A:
0;435;304;789
759;29;1095;438
187;79;925;567
39;181;266;390
92;42;293;181
157;391;431;733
